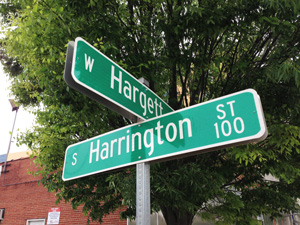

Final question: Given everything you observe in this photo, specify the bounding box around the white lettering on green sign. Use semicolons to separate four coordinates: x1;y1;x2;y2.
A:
72;37;173;120
81;54;165;118
63;89;267;181
84;54;94;72
71;118;193;166
214;100;245;138
110;65;163;117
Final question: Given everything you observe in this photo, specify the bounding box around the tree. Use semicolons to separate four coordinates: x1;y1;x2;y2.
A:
1;0;300;224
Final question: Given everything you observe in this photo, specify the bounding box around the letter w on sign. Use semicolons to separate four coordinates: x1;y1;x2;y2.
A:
85;54;94;72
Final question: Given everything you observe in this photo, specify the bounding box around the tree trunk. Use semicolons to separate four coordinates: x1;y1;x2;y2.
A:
161;207;195;225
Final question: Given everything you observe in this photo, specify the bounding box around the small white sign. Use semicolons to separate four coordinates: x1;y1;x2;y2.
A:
47;207;60;224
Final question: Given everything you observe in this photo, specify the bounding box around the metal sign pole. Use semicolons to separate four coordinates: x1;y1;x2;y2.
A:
136;162;150;225
136;78;151;225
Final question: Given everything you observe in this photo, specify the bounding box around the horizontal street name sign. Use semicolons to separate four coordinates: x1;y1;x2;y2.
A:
64;37;173;121
62;89;267;181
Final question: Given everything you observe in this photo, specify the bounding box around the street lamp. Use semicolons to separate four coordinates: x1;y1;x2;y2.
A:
2;99;19;176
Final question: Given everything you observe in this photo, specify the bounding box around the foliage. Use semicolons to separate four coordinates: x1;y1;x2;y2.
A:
1;0;300;224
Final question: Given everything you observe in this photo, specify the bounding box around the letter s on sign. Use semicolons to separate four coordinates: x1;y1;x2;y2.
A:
72;153;77;166
216;104;226;120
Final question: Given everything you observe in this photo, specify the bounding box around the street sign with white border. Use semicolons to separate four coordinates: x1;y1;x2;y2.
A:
62;89;267;181
64;37;173;121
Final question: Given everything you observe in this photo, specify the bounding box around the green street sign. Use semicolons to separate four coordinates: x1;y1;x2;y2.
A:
64;37;173;121
63;89;267;181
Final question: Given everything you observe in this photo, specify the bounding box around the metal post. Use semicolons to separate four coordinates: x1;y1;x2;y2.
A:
2;107;18;185
136;77;151;225
136;162;151;225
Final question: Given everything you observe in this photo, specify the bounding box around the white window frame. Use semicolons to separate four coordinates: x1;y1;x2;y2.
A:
26;218;46;225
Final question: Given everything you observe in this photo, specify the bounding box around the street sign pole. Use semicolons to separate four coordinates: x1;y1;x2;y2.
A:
135;79;150;225
64;39;164;224
136;160;151;225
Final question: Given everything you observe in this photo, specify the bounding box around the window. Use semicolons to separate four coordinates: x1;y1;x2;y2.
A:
26;219;46;225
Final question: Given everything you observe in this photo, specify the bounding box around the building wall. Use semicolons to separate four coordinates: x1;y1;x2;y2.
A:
0;157;126;225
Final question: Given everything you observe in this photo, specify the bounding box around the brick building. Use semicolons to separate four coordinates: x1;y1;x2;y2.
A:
0;153;127;225
0;152;224;225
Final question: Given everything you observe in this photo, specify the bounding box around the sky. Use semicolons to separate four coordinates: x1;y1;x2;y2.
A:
0;63;35;155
